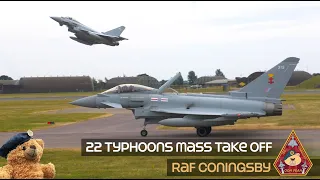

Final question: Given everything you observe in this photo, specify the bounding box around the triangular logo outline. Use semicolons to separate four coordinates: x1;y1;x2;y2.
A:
273;130;313;176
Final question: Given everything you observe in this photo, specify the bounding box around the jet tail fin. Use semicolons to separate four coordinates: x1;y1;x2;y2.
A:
157;72;181;94
237;57;300;99
103;26;125;36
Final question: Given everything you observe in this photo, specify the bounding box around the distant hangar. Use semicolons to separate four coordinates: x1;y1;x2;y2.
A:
19;76;94;93
0;76;93;94
0;74;161;94
0;71;314;94
0;80;20;94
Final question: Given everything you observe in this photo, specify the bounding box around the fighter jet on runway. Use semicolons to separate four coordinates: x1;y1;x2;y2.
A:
50;16;128;46
70;57;299;137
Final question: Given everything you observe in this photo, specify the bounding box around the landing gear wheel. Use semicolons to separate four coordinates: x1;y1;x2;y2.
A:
141;129;148;137
196;127;211;137
206;127;212;134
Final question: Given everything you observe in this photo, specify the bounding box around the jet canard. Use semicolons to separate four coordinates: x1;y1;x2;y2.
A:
70;57;300;137
50;16;128;46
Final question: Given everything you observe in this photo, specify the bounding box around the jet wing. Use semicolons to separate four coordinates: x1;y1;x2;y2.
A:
78;30;128;41
149;107;265;117
75;29;92;37
97;34;128;41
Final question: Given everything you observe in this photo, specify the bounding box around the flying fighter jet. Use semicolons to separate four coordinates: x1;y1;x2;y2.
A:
70;57;299;137
50;16;128;46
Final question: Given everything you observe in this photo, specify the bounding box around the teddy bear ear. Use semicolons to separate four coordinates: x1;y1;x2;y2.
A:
35;139;44;149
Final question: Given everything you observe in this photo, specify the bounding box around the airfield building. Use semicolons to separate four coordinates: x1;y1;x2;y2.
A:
0;80;21;94
19;76;93;93
287;71;312;86
205;79;237;87
247;71;264;84
195;76;226;87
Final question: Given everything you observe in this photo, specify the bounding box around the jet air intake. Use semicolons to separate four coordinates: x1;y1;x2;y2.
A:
264;102;282;116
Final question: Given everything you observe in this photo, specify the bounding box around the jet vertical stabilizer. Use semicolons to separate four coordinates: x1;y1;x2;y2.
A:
237;57;299;99
103;26;126;36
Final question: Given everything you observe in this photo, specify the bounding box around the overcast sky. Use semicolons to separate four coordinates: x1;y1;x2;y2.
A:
1;1;320;81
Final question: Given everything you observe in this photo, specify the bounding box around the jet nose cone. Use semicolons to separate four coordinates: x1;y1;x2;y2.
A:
70;95;97;108
50;16;59;21
50;16;63;24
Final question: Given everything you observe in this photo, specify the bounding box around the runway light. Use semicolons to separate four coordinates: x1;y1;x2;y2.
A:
47;122;55;125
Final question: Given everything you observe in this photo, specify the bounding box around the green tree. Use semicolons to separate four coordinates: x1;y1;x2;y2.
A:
215;69;225;77
92;78;98;91
98;79;105;90
0;75;13;80
137;73;149;77
187;71;197;85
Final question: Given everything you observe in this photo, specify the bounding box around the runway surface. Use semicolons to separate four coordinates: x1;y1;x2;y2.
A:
1;90;320;101
0;108;319;157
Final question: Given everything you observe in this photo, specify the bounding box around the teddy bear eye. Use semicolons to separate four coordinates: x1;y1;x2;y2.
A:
22;146;26;151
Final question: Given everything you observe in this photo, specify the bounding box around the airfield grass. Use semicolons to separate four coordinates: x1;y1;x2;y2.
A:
159;94;320;131
0;149;318;179
0;91;97;98
0;100;107;132
294;76;320;89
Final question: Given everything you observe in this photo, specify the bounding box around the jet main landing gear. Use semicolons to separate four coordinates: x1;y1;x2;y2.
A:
141;120;148;137
196;126;212;137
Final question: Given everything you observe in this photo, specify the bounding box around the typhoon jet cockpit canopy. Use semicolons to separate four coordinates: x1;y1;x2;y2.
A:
64;17;79;22
102;84;156;94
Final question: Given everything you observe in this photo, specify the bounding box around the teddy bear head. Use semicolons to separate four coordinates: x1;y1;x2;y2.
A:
0;130;45;165
7;138;44;164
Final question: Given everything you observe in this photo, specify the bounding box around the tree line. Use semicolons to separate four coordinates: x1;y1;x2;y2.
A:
0;69;226;88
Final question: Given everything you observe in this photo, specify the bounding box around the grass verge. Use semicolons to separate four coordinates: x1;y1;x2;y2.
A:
293;76;320;89
0;100;108;132
0;92;97;98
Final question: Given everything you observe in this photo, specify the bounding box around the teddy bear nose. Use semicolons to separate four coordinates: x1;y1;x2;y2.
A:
30;145;36;149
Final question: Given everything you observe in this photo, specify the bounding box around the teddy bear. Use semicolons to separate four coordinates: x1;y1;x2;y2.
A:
0;130;56;179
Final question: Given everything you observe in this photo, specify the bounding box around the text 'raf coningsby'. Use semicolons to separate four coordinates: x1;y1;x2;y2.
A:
81;139;282;156
167;159;279;176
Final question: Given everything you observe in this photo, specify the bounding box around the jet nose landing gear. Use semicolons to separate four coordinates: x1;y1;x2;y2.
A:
140;129;148;137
